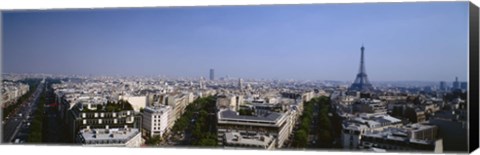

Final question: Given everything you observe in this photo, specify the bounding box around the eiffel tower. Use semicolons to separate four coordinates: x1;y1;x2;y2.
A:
350;45;373;91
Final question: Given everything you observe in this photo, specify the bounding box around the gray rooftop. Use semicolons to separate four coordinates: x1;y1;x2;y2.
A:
219;109;283;122
144;105;171;113
363;128;433;145
343;113;402;129
78;128;140;144
224;132;274;147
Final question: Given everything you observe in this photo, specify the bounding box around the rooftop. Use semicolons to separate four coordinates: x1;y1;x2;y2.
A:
218;109;283;123
363;127;434;145
403;123;437;132
343;113;402;130
80;100;134;112
224;132;274;147
144;105;171;113
78;128;140;144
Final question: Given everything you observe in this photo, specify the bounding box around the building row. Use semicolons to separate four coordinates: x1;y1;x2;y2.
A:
1;81;30;107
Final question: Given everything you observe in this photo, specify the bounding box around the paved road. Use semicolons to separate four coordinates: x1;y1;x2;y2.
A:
2;80;44;143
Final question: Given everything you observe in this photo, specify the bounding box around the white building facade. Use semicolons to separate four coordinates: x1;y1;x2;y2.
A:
142;105;171;137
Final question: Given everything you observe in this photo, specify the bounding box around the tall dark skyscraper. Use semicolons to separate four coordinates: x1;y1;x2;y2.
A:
350;45;374;91
209;69;215;81
452;76;460;90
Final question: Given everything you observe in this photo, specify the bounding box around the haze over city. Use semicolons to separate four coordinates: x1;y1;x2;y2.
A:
2;2;468;81
1;2;473;153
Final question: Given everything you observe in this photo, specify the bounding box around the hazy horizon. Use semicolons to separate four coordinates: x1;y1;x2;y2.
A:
2;2;469;81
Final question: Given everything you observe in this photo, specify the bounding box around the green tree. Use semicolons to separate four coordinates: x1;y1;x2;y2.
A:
294;129;308;148
317;129;332;148
145;135;162;146
197;138;217;146
28;89;46;143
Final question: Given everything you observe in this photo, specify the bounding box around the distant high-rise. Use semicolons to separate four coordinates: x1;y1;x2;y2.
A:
452;76;460;90
239;78;244;90
200;76;206;89
350;45;374;91
439;81;447;91
209;69;215;81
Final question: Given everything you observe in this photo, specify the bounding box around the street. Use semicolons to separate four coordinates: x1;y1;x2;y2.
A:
2;80;45;143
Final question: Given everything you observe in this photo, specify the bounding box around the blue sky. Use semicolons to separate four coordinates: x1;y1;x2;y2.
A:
2;2;469;81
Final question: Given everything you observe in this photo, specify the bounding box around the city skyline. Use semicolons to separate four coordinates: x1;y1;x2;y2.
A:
2;2;469;81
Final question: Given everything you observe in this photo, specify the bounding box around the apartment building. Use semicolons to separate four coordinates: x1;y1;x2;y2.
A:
76;128;142;147
142;105;171;137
